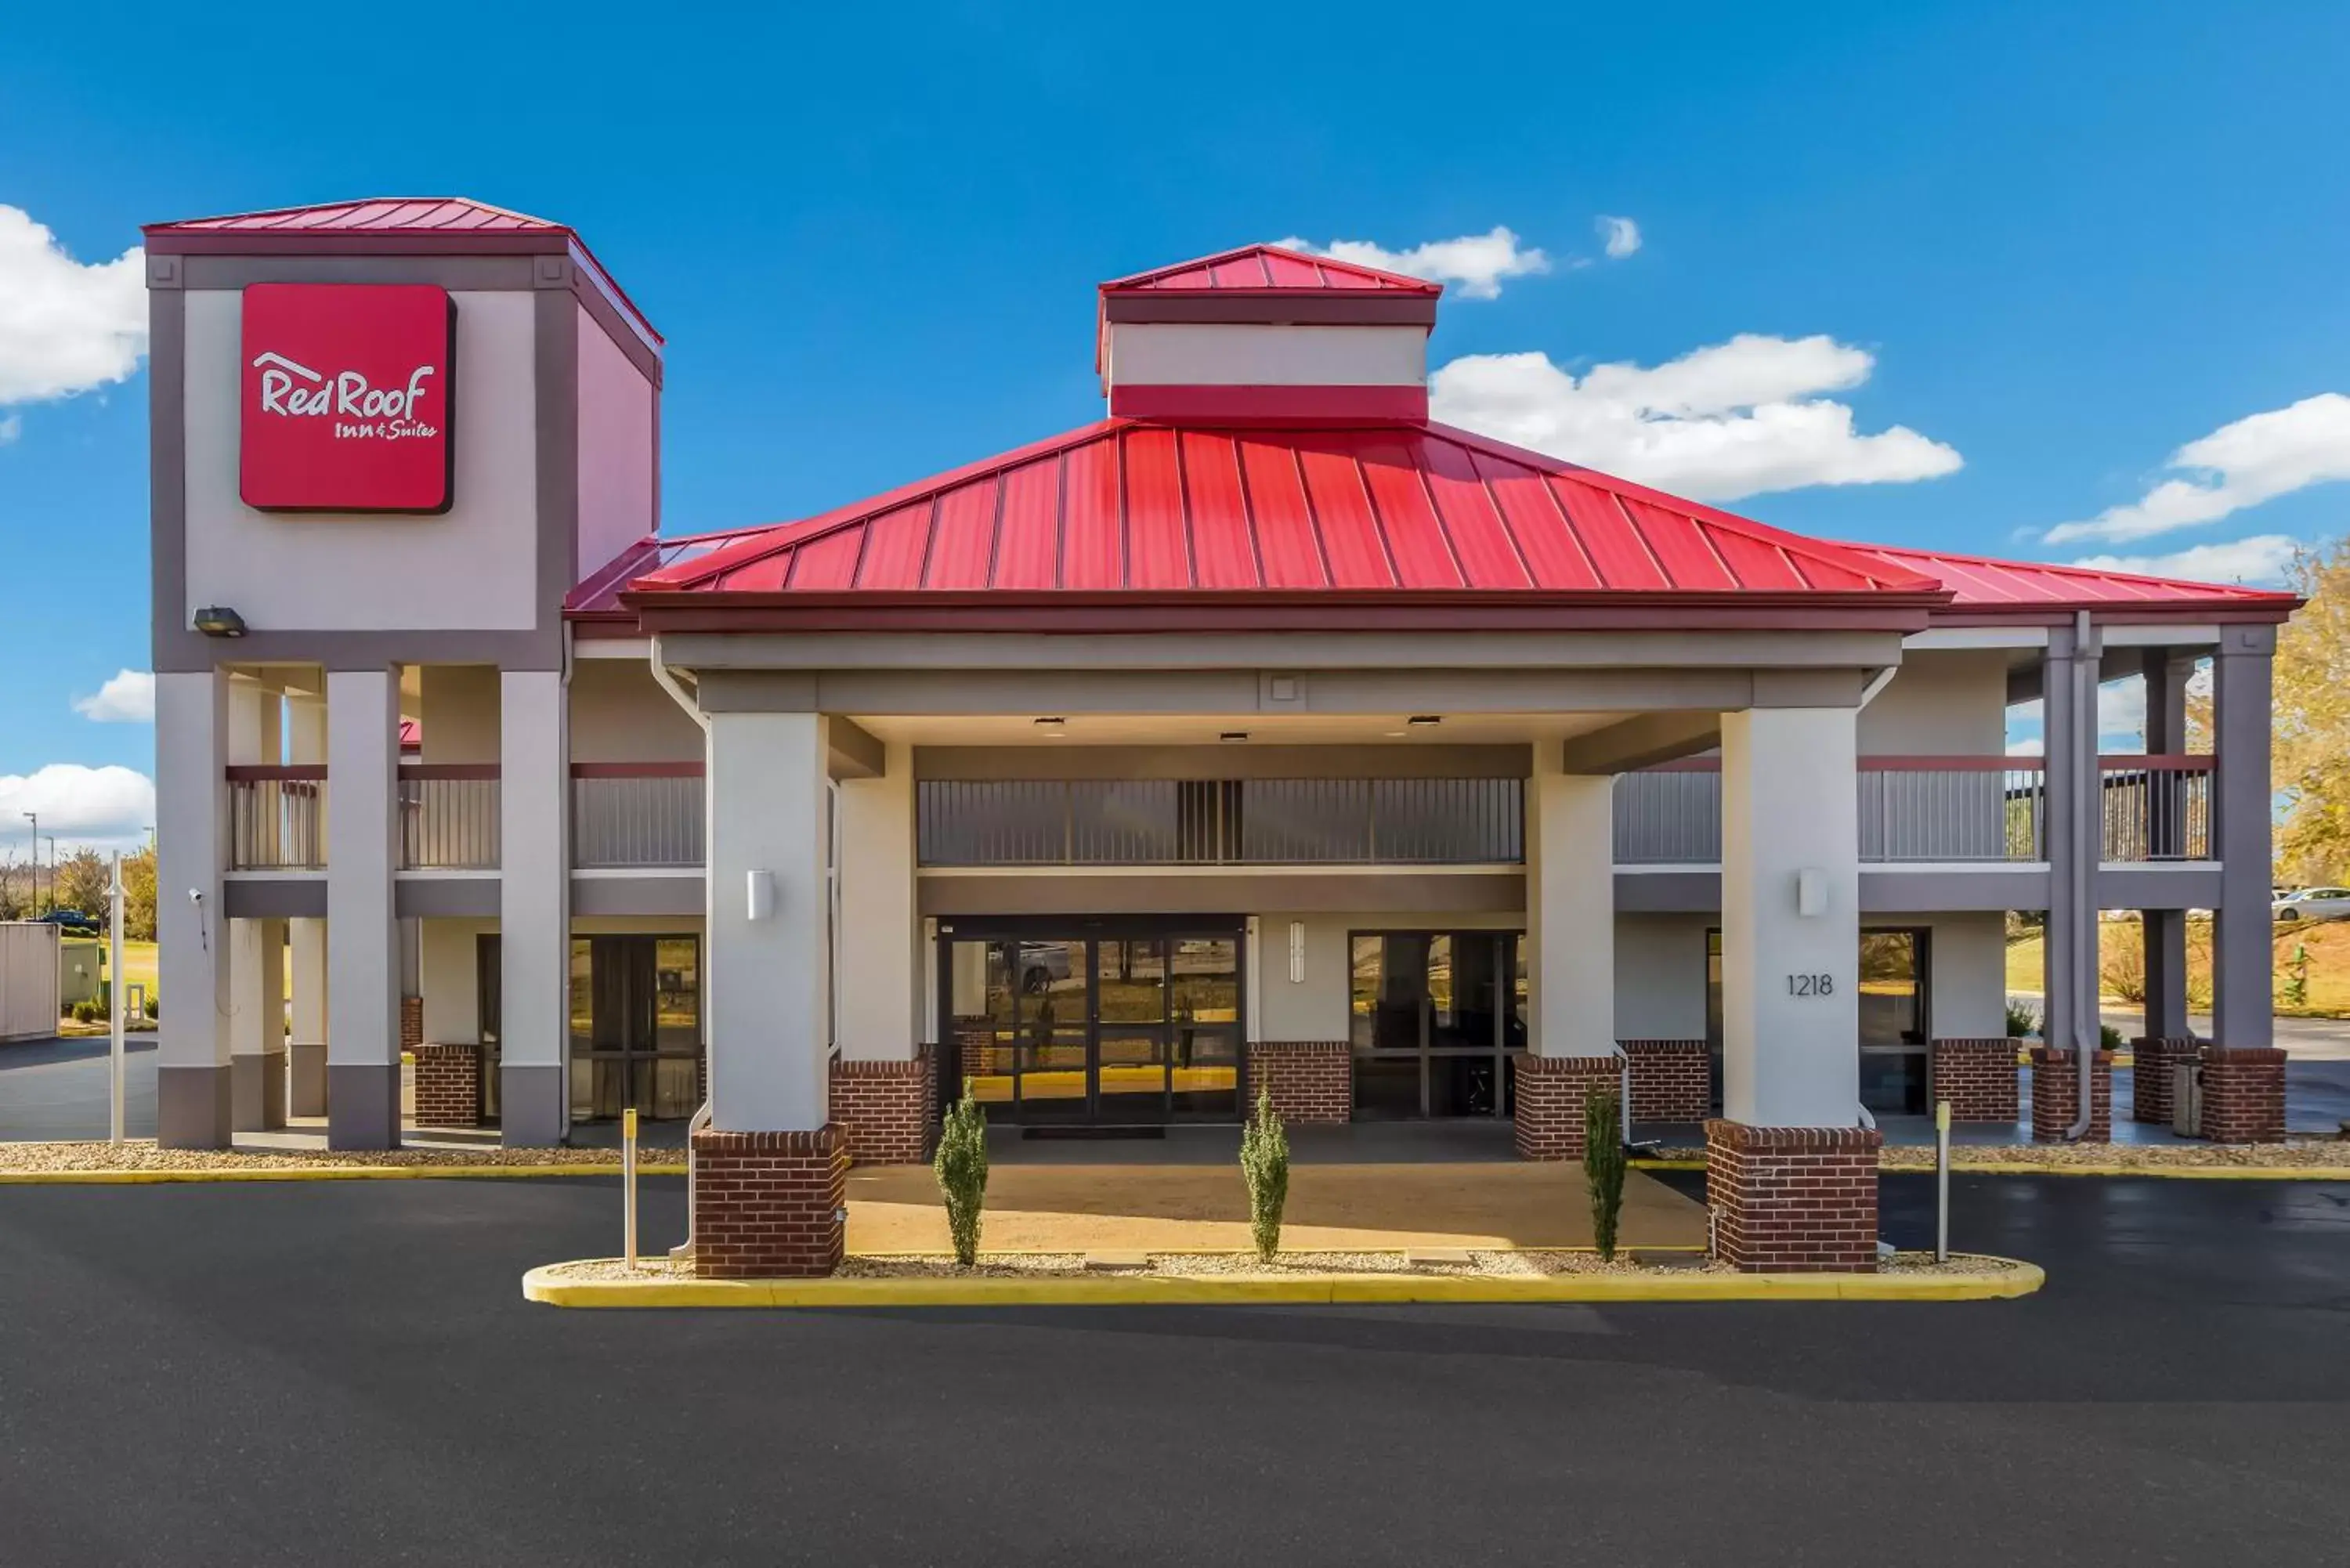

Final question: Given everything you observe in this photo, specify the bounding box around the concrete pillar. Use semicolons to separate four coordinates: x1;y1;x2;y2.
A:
1707;704;1878;1274
1513;759;1622;1161
499;669;569;1145
2211;627;2275;1050
286;694;328;1116
326;668;401;1149
832;740;931;1165
2039;627;2100;1071
228;917;287;1130
155;670;233;1147
2140;649;2193;1038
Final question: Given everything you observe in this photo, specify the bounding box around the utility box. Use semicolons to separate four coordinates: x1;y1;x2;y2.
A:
58;938;103;1010
2171;1064;2202;1139
0;923;63;1041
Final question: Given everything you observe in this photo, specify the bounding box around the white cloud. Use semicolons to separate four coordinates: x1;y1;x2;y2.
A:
0;414;20;446
0;207;147;410
1276;226;1550;300
2044;394;2350;546
0;764;156;850
1430;334;1962;501
2006;736;2044;757
73;670;155;724
2067;533;2300;586
1596;215;1642;259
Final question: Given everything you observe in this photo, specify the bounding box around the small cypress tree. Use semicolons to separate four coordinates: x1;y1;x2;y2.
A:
1583;1080;1627;1262
1238;1086;1289;1263
933;1078;990;1267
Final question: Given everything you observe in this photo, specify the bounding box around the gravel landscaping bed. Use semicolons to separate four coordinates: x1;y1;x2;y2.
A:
544;1250;2027;1284
0;1140;675;1172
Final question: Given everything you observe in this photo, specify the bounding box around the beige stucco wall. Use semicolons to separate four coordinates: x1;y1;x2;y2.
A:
418;915;708;1047
1256;910;1523;1042
570;658;703;764
575;302;656;583
418;666;501;764
1861;649;2009;755
182;288;540;632
1614;914;1713;1039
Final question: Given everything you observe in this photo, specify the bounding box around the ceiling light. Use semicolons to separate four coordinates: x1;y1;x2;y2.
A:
1033;716;1067;735
1406;714;1442;728
1220;731;1249;742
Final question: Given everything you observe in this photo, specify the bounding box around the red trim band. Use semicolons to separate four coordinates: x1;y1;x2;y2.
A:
569;761;705;779
225;764;326;782
1107;384;1429;425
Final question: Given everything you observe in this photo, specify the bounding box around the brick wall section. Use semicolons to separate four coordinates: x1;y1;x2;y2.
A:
2129;1037;2202;1125
830;1050;935;1165
399;996;422;1053
1620;1039;1710;1123
2198;1046;2286;1143
689;1125;848;1279
410;1043;480;1128
1930;1038;2020;1123
1705;1121;1882;1274
1251;1041;1353;1124
2030;1048;2113;1142
1513;1054;1625;1162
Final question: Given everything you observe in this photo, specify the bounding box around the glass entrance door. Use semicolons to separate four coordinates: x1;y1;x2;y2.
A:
569;934;702;1121
940;921;1242;1122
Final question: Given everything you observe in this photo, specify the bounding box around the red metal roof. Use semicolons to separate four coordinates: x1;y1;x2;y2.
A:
146;197;563;235
143;197;660;345
1101;244;1443;297
620;421;1943;612
1846;543;2300;612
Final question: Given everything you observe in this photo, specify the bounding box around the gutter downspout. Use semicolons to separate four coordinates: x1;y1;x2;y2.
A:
646;634;714;1258
2067;609;2102;1141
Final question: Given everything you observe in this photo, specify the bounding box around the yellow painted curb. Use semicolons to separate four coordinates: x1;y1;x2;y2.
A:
0;1163;686;1185
520;1255;2044;1309
1630;1156;2350;1182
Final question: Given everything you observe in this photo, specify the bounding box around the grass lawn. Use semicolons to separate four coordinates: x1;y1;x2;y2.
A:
2005;919;2350;1017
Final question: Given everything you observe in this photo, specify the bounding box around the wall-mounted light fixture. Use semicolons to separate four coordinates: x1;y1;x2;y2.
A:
1288;920;1305;984
1033;717;1067;737
747;869;776;922
1795;869;1826;917
192;607;248;638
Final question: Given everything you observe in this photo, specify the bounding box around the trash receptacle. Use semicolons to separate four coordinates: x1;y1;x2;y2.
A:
2171;1063;2201;1138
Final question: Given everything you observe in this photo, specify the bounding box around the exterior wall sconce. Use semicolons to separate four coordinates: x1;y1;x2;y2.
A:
192;606;247;638
747;870;776;922
1795;869;1826;917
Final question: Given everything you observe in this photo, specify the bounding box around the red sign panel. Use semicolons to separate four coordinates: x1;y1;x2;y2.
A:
239;283;456;513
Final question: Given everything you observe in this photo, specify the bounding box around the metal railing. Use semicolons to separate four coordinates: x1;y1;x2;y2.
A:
398;767;501;869
1614;755;2211;865
227;767;326;870
916;778;1524;866
573;764;705;868
2099;757;2214;861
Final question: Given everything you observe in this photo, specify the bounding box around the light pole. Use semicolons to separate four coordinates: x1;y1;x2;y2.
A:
20;812;35;914
42;836;56;914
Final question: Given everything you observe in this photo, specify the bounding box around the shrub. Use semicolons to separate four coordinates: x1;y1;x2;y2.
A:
1238;1087;1289;1263
2005;999;2040;1039
2099;1021;2126;1053
2099;938;2147;1006
932;1080;989;1267
70;1000;99;1024
1583;1081;1627;1263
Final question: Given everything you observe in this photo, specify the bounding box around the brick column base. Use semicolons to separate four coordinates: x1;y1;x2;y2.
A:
1251;1041;1352;1124
2129;1037;2202;1125
399;995;423;1052
2030;1048;2113;1142
690;1125;848;1279
410;1042;482;1128
1930;1038;2020;1122
1513;1054;1624;1162
830;1051;935;1165
1705;1121;1882;1273
1621;1039;1709;1123
2198;1046;2286;1143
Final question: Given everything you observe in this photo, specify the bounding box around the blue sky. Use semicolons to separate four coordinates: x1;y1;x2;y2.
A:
4;1;2347;845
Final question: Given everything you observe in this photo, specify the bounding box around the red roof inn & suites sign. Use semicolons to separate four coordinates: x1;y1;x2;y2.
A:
238;283;456;513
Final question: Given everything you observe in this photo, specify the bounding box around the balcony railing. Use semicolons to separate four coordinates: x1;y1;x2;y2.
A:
917;778;1524;866
573;763;705;868
399;765;501;870
227;766;326;870
1614;755;2214;865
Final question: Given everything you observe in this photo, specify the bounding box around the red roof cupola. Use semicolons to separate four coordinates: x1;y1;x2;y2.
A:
1096;244;1439;428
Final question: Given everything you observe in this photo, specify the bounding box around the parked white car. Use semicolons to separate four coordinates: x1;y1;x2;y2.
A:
2272;887;2350;923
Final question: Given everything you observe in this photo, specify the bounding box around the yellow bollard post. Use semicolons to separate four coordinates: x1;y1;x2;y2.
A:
1934;1099;1952;1263
623;1107;639;1271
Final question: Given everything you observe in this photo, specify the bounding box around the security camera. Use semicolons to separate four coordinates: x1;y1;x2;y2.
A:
188;889;205;905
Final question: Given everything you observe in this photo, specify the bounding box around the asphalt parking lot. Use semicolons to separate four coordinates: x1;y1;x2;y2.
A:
0;1171;2344;1566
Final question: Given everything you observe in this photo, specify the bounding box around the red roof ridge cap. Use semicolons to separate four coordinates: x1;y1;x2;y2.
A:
141;196;567;234
1099;242;1444;297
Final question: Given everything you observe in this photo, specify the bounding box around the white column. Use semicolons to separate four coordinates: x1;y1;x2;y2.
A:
286;694;328;1117
155;670;233;1147
1526;762;1617;1059
326;668;401;1148
834;740;916;1061
1719;706;1860;1127
499;669;570;1144
226;917;285;1130
707;710;830;1130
